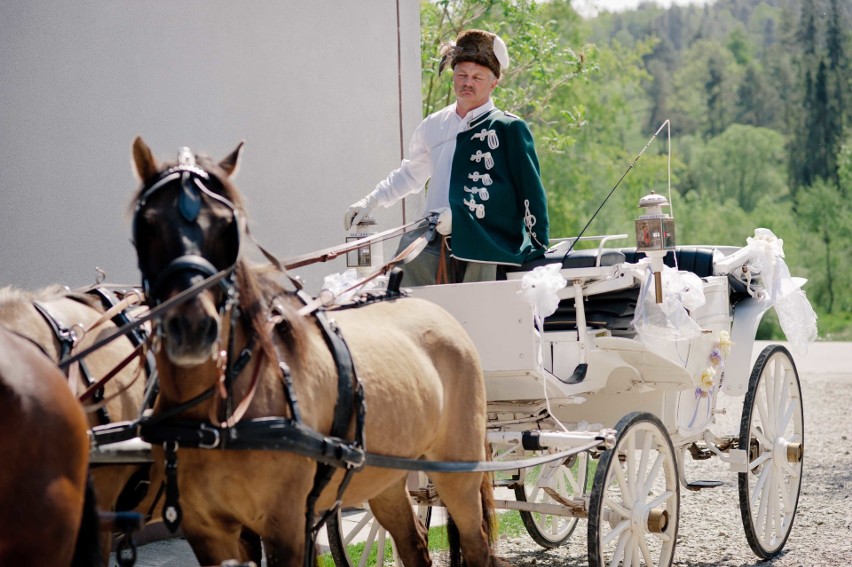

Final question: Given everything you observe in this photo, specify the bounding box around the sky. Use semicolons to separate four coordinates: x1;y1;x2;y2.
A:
573;0;714;18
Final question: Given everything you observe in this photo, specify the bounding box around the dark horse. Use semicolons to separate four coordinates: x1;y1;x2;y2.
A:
0;325;101;566
0;285;161;563
130;137;500;567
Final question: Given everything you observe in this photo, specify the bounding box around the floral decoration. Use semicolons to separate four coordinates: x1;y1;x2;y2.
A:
696;330;733;399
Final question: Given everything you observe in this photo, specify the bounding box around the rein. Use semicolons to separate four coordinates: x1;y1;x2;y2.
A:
57;268;234;371
562;119;672;258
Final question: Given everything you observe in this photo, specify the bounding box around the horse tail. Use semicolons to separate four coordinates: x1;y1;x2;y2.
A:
448;468;496;567
71;474;102;567
480;470;496;544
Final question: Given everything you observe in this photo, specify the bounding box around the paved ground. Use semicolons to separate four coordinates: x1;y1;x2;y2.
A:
113;341;850;566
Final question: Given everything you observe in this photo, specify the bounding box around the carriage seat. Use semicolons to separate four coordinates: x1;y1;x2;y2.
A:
524;246;747;333
615;246;750;299
503;248;627;275
614;246;715;278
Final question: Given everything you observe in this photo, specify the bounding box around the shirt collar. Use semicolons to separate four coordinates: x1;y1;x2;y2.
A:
453;99;496;129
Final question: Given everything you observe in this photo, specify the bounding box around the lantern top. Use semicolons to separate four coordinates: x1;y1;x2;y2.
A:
638;190;669;209
637;191;671;218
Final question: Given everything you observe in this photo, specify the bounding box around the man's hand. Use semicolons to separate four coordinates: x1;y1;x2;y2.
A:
433;207;452;235
343;194;377;230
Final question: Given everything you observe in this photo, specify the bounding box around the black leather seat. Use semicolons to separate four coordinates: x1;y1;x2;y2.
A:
504;248;627;274
505;246;746;333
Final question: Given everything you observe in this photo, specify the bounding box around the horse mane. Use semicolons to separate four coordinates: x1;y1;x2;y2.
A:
234;261;307;364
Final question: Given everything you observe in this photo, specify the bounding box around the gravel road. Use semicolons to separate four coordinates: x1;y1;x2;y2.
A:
492;341;852;567
123;341;850;566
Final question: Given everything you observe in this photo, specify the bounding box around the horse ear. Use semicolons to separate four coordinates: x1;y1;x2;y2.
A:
132;136;160;182
219;141;245;178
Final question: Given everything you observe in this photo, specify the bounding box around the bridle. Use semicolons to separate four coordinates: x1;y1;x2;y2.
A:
132;147;241;309
132;147;250;427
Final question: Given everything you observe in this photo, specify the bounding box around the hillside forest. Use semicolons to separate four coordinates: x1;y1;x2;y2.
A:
420;0;851;339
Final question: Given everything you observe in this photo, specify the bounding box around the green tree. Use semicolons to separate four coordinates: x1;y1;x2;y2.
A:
795;178;851;313
420;0;595;153
690;124;788;212
669;39;741;137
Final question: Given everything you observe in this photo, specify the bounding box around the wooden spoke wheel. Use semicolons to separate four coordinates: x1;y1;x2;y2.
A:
514;452;589;548
588;412;679;567
738;345;803;559
326;473;433;567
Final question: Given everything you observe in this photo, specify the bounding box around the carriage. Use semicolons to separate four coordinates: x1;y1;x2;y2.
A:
326;229;808;567
13;135;808;567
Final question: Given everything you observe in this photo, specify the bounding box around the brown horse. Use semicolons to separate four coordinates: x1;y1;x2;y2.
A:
129;137;499;567
0;285;160;561
0;324;101;566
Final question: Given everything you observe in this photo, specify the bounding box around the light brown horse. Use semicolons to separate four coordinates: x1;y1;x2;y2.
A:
0;324;101;566
130;137;499;567
0;285;160;561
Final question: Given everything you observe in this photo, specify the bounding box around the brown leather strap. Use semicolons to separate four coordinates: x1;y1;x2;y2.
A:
83;292;144;336
78;342;145;404
436;236;449;285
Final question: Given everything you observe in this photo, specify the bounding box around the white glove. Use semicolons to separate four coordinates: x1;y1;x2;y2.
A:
433;207;452;235
343;194;377;231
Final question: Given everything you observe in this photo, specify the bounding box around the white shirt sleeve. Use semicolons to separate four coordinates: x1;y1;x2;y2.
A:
369;118;433;207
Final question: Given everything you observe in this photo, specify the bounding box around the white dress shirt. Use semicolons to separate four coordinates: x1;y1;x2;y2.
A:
370;100;497;214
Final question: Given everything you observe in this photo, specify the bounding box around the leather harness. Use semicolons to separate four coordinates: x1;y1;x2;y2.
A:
124;151;608;567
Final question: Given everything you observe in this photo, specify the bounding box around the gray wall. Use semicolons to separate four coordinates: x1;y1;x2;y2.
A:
0;1;423;293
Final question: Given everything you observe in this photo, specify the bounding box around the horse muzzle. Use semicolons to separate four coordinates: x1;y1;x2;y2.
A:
160;299;221;366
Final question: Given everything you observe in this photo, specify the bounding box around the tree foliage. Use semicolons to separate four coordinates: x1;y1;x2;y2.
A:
418;0;852;335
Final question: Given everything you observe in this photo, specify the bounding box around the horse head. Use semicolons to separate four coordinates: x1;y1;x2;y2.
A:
131;137;245;367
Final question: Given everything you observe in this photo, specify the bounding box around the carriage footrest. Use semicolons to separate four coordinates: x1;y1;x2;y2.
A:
686;480;724;491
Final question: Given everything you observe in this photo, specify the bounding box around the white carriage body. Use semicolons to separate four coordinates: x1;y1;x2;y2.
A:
410;241;771;446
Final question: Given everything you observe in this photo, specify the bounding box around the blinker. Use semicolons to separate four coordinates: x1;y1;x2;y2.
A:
178;170;202;222
177;147;201;222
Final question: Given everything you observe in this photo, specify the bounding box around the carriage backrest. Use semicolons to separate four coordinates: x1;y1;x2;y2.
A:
506;246;746;334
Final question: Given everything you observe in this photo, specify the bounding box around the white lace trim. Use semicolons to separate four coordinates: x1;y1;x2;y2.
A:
464;197;486;219
524;199;546;247
470;150;494;170
464;185;490;201
468;171;493;186
471;128;500;150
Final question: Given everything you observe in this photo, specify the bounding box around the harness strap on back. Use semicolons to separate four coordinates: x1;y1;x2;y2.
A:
32;300;110;422
87;287;159;407
298;291;365;567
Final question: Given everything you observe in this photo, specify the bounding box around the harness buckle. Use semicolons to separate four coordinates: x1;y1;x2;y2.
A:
343;445;366;470
198;423;221;449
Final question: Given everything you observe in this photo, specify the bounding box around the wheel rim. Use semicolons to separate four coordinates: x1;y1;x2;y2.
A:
739;346;803;558
589;412;679;567
326;473;433;567
514;453;587;547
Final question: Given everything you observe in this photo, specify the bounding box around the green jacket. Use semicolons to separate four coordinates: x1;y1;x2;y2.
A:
449;109;549;266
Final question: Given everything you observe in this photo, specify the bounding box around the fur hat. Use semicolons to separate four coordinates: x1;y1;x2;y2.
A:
439;29;510;78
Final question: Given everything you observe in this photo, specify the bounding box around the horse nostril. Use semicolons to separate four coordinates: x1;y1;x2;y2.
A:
203;317;219;346
164;316;182;342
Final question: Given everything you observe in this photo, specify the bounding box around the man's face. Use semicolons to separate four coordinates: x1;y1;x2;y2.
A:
452;61;498;110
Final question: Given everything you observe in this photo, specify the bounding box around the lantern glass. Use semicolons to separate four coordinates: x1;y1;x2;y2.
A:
635;217;676;252
346;236;372;268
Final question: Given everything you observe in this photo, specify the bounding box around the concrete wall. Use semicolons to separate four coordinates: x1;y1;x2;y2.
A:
0;1;423;293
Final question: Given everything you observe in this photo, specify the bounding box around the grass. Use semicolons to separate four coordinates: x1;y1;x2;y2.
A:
317;455;598;567
317;510;529;567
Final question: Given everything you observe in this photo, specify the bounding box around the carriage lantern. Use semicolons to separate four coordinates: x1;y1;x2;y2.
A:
635;190;676;303
346;216;384;277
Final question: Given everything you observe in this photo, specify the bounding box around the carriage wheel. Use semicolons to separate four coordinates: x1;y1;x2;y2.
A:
738;345;803;559
588;412;679;567
326;473;433;567
514;452;589;548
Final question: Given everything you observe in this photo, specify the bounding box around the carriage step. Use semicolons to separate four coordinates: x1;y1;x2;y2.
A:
686;480;725;491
